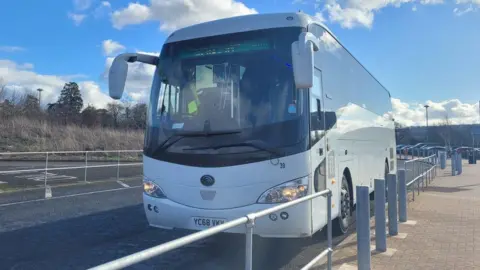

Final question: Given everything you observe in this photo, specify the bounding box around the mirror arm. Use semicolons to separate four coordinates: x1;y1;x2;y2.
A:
299;32;320;52
118;53;159;65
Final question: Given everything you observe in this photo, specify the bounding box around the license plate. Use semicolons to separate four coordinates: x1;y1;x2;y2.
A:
192;217;226;228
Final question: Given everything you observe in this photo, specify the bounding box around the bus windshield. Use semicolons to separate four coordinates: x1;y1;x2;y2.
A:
144;27;309;164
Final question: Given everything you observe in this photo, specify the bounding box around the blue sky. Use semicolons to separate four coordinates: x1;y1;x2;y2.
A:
0;0;479;125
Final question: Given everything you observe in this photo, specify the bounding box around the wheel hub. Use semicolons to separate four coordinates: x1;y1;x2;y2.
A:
341;186;350;219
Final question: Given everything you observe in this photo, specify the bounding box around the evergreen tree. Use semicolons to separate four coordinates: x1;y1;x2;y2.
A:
57;82;83;115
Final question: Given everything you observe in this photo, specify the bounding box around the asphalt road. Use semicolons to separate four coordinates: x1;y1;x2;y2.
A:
0;161;142;189
0;160;426;270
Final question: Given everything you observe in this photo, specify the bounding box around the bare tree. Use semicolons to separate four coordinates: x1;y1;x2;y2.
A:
438;113;452;148
107;102;124;128
0;77;6;101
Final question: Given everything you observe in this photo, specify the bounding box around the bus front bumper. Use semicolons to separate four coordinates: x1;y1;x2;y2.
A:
143;194;313;238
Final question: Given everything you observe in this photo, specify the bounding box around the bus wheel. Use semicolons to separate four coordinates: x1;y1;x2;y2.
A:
334;174;352;235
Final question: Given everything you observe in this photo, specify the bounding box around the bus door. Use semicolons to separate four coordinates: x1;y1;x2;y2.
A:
310;68;335;233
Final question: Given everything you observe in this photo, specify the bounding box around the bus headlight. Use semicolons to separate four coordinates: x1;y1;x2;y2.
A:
257;176;309;204
143;178;167;198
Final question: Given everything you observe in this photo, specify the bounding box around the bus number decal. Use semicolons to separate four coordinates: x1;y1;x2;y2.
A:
280;163;286;169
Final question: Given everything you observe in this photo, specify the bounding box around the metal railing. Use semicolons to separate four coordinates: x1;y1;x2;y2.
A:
404;154;437;201
89;189;333;270
0;150;143;196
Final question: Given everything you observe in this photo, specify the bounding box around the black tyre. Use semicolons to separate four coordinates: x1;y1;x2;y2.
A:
334;173;352;236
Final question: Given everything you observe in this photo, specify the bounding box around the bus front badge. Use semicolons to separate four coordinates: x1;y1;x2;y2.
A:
200;175;215;187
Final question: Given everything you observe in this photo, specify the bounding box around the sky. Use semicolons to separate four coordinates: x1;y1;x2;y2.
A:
0;0;479;126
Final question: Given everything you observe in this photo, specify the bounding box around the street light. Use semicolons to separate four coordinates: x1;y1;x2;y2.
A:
424;104;429;142
37;88;43;107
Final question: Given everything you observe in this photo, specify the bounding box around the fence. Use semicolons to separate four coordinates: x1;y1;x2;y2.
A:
403;154;437;201
89;189;333;270
0;150;143;198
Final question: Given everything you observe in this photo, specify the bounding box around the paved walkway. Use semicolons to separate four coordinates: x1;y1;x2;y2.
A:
316;160;480;270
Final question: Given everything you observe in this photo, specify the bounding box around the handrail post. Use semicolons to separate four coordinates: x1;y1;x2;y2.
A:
84;151;88;183
245;214;255;270
374;179;386;252
421;161;425;192
387;174;398;236
356;186;371;270
44;152;49;188
412;161;415;201
117;150;120;180
417;161;420;196
398;170;407;222
426;159;429;184
327;192;332;270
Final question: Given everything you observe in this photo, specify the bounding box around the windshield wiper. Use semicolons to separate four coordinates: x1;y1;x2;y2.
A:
185;140;283;156
154;129;242;154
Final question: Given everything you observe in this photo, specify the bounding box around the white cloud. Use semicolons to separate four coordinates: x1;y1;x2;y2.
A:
420;0;443;4
319;31;341;52
74;0;92;11
314;12;327;22
111;2;152;29
68;12;87;26
93;1;112;18
111;0;257;32
79;81;112;108
456;0;480;4
412;5;418;11
0;59;111;108
0;46;25;53
318;0;443;29
453;5;477;15
392;98;480;126
102;39;125;56
324;2;376;29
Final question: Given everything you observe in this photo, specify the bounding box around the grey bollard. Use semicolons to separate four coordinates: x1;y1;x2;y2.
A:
457;153;463;175
374;179;386;252
356;186;371;270
387;174;398;236
451;152;457;176
440;151;446;169
398;170;407;222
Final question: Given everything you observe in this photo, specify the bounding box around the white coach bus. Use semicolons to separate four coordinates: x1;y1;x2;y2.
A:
108;12;396;238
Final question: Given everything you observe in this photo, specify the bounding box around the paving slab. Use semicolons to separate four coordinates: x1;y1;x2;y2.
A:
314;159;480;270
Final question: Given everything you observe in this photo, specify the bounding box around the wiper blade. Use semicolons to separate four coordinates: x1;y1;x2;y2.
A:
174;129;242;137
186;140;283;156
154;129;242;154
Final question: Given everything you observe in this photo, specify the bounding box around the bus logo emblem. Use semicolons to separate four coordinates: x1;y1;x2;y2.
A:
200;175;215;186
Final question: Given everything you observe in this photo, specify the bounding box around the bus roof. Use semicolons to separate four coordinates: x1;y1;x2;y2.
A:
165;12;331;44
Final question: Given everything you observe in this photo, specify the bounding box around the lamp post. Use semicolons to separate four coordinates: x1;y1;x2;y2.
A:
37;88;43;107
424;104;429;142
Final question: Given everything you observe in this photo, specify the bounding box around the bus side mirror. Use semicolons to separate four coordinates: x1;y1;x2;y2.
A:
291;32;319;89
109;53;159;100
109;54;132;100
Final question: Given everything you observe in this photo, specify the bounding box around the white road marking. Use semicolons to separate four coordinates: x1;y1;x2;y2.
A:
31;175;77;181
15;173;55;179
117;180;130;188
0;185;142;207
0;171;26;175
12;172;77;182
